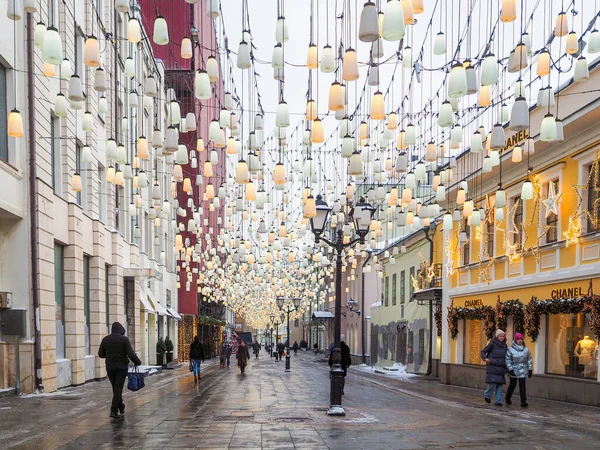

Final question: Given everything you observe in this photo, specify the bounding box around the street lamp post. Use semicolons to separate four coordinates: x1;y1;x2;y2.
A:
277;296;302;372
270;327;274;357
309;195;375;416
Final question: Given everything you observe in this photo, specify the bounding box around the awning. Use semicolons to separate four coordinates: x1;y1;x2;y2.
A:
312;311;334;320
167;307;182;320
146;289;172;317
139;290;155;313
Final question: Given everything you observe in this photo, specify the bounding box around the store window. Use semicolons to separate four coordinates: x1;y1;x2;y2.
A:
545;179;559;243
54;243;65;360
400;270;405;304
587;163;600;232
384;276;389;307
392;273;397;306
547;313;598;379
512;197;523;250
463;319;488;365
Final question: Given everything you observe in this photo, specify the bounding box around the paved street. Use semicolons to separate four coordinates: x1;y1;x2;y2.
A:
1;352;600;450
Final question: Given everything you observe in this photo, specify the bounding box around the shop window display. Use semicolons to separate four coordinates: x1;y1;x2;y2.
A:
547;313;598;379
464;319;488;365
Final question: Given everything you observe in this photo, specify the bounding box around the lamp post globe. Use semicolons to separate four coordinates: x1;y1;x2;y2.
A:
310;195;331;241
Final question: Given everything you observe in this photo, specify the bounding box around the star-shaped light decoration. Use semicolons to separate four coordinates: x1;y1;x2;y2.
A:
543;181;562;219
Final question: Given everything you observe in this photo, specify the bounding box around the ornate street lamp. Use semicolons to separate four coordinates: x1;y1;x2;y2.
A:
309;196;375;416
277;296;302;372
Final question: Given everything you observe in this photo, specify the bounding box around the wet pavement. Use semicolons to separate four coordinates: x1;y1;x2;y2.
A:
1;351;600;449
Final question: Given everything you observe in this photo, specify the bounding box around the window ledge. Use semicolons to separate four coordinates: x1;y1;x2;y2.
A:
0;158;22;180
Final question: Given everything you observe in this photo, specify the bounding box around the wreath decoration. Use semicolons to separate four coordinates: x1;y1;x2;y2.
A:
496;299;525;335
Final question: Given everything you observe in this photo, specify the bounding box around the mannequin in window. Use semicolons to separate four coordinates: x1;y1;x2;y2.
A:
574;336;597;366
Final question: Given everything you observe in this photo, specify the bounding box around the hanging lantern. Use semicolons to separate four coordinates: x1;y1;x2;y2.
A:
306;44;318;69
565;31;579;55
237;41;251;69
402;0;414;24
275;101;290;128
273;163;286;185
465;64;478;94
272;43;283;69
115;0;129;13
82;111;94;132
306;99;317;121
478;85;491;107
68;75;84;102
359;2;379;43
328;82;344;111
71;173;82;192
537;49;551;76
500;0;516;23
348;151;363;176
480;54;499;86
370;91;385;120
405;123;416;145
448;63;467;98
521;180;533;200
206;56;219;81
342;49;359;81
471;131;483;152
127;18;141;43
153;15;169;45
275;16;289;43
34;21;46;48
512;146;522;163
425;141;436;161
372;38;385;59
368;64;379;86
555;11;568;37
540;114;557;142
321;45;335;73
312;118;324;143
83;35;101;67
482;156;492;173
509;97;529;131
181;37;193;59
402;46;412;68
439;101;453;127
42;63;55;77
382;0;405;41
194;70;211;100
589;30;600;54
574;56;589;83
42;26;63;65
7;109;23;138
524;138;535;155
434;32;446;55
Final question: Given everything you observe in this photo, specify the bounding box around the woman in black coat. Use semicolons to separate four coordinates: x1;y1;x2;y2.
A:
480;329;507;406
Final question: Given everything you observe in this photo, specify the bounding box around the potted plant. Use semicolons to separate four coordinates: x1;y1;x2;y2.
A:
165;336;174;364
156;336;166;366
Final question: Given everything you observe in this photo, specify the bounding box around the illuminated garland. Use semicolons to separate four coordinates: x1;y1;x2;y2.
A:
198;315;225;326
447;305;496;340
434;306;442;337
496;299;525;335
524;295;600;342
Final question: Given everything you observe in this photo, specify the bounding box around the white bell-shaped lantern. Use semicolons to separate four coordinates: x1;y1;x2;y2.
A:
481;54;499;86
124;57;135;78
82;111;94;132
555;119;564;142
512;146;522;162
470;131;483;152
501;0;516;22
540;114;557;142
395;153;407;172
328;82;344;111
34;21;46;48
405;124;416;145
574;57;589;83
448;63;467;98
181;37;193;59
372;38;384;59
442;212;453;230
465;65;478;94
434;32;446;55
370;91;385;120
307;44;318;68
368;64;380;86
439;101;453;127
349;151;363;176
98;96;108;114
435;184;446;202
495;189;506;208
555;11;569;37
206;0;220;17
359;2;379;42
68;75;84;102
115;0;129;13
272;43;284;69
382;0;405;41
343;49;359;81
7;0;22;21
402;47;413;68
206;55;219;82
521;180;533;200
94;68;107;92
275;101;290;128
321;45;335;73
589;30;600;54
127;18;142;43
482;156;492;173
42;26;63;65
509;97;529;131
275;16;289;43
490;123;505;149
237;41;251;69
523;138;535;155
145;76;157;97
168;101;181;125
194;70;211;99
153;15;169;45
219;108;230;128
341;135;354;158
537;50;551;76
470;209;481;227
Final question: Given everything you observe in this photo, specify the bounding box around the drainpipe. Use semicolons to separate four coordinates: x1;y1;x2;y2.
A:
27;12;43;393
360;250;373;365
424;227;434;377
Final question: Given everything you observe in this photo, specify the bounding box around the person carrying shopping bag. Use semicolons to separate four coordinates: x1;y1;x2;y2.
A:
505;332;532;407
481;329;508;406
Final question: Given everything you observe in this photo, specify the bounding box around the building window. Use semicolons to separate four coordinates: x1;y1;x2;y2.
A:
512;197;523;250
463;320;487;366
462;219;470;265
98;165;106;222
54;243;65;360
391;273;397;306
50;114;61;193
418;328;425;367
547;313;597;379
545;179;559;243
294;319;299;327
400;270;406;304
587;164;600;232
75;143;82;206
0;65;8;163
83;255;91;355
486;219;494;258
384;276;389;307
409;266;415;301
407;331;414;364
105;264;110;335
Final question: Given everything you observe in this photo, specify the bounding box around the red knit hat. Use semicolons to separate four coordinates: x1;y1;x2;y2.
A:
514;332;524;340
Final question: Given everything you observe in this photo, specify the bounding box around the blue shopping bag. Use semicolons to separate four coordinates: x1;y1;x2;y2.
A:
127;366;145;391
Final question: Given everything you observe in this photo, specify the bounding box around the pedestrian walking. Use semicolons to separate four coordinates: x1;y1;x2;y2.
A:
237;340;250;374
252;340;261;359
98;322;142;419
189;336;205;382
505;332;533;407
328;334;351;395
313;343;319;354
481;329;508;406
293;341;299;355
220;341;232;367
277;341;285;361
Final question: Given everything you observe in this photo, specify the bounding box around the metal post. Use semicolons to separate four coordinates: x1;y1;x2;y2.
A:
361;251;373;366
328;228;345;416
285;306;291;372
15;335;21;395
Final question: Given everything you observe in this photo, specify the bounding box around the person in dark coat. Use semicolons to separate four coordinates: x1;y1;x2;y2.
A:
98;322;142;419
328;334;352;395
252;340;261;358
237;340;250;374
293;341;299;355
481;329;508;406
189;336;205;382
277;341;285;361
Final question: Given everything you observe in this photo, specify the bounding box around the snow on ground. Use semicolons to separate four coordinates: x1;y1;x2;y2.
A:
356;363;417;380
